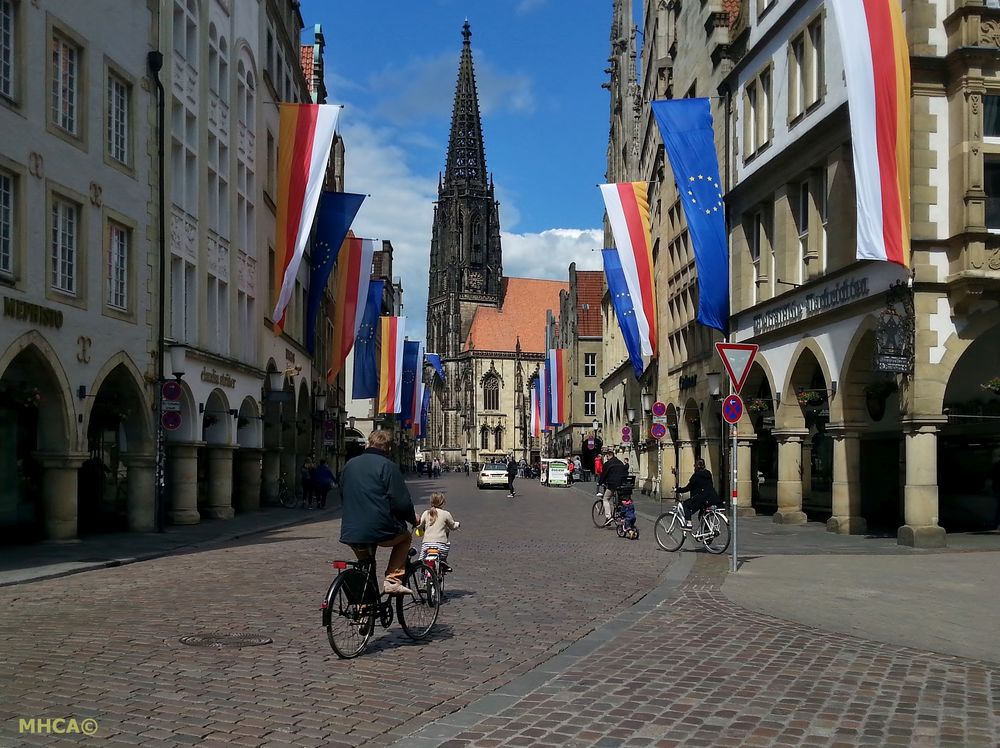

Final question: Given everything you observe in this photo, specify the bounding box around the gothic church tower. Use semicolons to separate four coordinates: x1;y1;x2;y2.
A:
425;22;503;453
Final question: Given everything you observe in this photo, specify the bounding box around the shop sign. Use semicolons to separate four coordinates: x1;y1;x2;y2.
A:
679;374;697;391
873;281;914;375
200;368;236;388
3;297;64;329
752;277;871;335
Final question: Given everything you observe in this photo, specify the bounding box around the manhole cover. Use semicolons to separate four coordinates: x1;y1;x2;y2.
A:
179;633;272;648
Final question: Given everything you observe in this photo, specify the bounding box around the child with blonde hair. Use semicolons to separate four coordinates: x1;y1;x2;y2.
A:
416;492;460;570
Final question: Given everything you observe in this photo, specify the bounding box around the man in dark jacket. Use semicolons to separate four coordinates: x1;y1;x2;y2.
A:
674;459;720;527
597;451;629;525
339;430;418;595
506;456;518;497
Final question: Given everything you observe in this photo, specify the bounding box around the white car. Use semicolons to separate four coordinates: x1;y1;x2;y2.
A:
477;463;509;489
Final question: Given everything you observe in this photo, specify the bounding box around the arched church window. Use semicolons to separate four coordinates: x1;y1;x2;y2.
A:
494;426;503;451
480;426;489;451
483;375;499;411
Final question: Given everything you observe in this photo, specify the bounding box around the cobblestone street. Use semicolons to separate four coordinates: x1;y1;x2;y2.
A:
2;475;999;746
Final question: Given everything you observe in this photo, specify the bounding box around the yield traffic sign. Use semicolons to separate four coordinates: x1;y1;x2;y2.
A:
715;342;759;394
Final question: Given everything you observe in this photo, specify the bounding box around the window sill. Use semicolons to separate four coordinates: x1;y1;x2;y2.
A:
102;304;135;324
46;122;87;153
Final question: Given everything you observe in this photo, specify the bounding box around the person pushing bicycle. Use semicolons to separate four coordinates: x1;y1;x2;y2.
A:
597;449;629;526
672;459;720;529
339;429;419;595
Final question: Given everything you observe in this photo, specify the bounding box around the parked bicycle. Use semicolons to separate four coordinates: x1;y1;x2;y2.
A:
653;499;731;554
322;547;440;659
277;472;296;507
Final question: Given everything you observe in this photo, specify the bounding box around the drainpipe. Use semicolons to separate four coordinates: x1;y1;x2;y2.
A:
148;50;166;533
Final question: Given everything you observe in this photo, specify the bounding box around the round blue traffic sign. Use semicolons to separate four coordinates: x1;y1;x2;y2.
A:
650;422;667;440
722;394;744;424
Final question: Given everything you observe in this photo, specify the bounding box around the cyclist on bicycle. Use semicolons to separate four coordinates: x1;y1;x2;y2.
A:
339;429;419;595
597;450;629;526
673;459;720;529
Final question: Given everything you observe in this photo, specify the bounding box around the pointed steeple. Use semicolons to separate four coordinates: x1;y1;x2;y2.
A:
444;20;488;189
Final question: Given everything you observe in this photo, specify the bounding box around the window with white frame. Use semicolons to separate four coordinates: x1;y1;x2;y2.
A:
789;35;805;119
172;0;197;65
755;69;771;151
584;352;597;377
108;222;128;310
107;73;129;165
51;197;78;294
51;34;79;135
807;19;823;108
0;170;12;276
170;256;196;341
750;210;763;303
584;391;596;417
1;0;14;100
797;180;810;283
818;168;828;269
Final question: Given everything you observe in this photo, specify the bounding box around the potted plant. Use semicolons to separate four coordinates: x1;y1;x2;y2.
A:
981;376;1000;396
796;389;825;407
746;398;771;414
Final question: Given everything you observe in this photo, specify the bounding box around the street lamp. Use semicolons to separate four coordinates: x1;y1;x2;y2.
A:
592;418;599;432
707;371;722;399
315;392;327;412
641;391;653;413
168;345;187;379
627;406;636;423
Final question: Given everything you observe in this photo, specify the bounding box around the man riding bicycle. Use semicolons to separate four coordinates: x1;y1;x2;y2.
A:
339;430;419;595
673;459;720;529
596;450;629;526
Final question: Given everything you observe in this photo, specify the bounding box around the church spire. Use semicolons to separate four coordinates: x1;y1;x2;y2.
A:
444;20;488;189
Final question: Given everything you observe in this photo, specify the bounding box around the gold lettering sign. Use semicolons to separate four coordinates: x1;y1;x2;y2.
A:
200;367;236;388
3;297;64;329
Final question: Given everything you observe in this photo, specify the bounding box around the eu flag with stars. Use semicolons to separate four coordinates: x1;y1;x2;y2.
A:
305;191;366;354
651;99;729;332
400;341;420;429
602;248;645;380
352;279;385;399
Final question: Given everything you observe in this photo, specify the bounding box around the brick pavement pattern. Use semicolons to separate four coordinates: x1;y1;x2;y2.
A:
0;475;669;746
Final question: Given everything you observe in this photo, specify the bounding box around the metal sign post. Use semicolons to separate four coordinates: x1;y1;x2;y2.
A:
730;423;738;572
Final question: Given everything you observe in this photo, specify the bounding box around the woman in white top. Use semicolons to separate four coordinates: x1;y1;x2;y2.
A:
416;492;460;567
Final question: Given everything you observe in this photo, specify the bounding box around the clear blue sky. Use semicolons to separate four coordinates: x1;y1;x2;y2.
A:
299;0;614;234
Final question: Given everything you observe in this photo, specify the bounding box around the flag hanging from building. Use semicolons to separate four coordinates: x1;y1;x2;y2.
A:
602;248;645;379
651;99;729;332
351;278;385;398
530;386;542;439
829;0;910;266
419;385;431;438
305;192;365;355
547;348;569;426
400;340;421;430
411;342;425;431
413;379;425;436
328;237;376;384
378;316;406;414
599;183;657;355
425;353;446;382
536;365;550;433
272;104;341;333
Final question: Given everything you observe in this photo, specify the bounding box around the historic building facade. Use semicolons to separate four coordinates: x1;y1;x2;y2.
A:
723;0;1000;545
425;23;561;467
0;0;158;541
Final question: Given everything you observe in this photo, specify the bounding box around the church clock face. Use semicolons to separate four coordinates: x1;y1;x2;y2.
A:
468;269;485;292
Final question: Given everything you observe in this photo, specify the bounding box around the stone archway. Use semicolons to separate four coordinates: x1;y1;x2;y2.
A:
741;360;778;515
0;340;76;541
202;388;235;519
234;395;263;513
294;380;311;497
84;359;155;533
677;397;702;484
164;378;200;526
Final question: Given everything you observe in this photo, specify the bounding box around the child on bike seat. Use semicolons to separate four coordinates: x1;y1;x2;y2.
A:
416;492;460;572
620;496;637;533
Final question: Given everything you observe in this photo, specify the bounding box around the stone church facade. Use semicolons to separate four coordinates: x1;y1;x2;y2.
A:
424;23;565;466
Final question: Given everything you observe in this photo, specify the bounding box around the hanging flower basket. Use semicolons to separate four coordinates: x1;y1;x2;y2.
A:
796;390;826;407
203;414;219;428
981;377;1000;396
746;398;771;414
0;382;42;409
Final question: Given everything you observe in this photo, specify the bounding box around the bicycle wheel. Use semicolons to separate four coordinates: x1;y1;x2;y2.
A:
592;499;608;527
702;510;731;554
397;562;440;641
653;510;686;551
278;483;296;508
324;569;376;659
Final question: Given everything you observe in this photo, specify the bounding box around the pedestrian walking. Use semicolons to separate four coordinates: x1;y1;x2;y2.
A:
506;456;518;497
594;452;603;484
300;458;315;508
574;455;583;482
312;459;336;509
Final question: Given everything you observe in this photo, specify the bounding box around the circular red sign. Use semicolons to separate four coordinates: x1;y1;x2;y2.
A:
650;422;667;440
162;380;182;402
161;411;182;431
651;401;667;417
722;394;744;424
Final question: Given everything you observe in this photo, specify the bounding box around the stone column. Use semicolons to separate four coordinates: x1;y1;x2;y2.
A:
205;446;236;520
262;448;281;505
280;445;297;498
235;448;263;513
701;437;722;486
773;429;808;524
37;452;87;540
899;419;947;548
168;442;201;525
800;438;813;500
827;425;866;534
677;440;696;483
123;453;156;532
736;434;758;517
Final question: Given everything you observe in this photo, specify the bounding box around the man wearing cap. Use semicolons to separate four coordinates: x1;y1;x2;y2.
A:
596;449;628;526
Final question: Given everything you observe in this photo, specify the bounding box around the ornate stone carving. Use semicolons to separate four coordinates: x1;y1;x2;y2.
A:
971;93;981;116
89;182;102;207
981;20;1000;47
170;206;197;261
28;152;43;178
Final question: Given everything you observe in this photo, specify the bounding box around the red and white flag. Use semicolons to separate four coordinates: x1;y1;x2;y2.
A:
272;104;341;331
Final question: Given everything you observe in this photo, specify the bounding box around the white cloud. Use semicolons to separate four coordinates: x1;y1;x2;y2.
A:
516;0;548;13
501;228;603;280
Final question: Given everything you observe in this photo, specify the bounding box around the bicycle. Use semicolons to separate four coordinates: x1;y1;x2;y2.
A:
421;546;451;599
277;472;297;507
321;546;441;659
653;498;731;554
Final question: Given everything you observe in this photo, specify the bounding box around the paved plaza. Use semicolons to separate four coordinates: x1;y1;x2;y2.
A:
2;474;999;746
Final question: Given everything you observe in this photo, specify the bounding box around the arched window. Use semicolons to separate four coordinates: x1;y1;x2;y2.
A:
218;37;229;100
480;426;489;451
494;427;503;451
483;375;499;411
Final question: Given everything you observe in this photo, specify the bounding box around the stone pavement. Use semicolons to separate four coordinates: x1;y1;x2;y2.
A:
2;474;999;746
